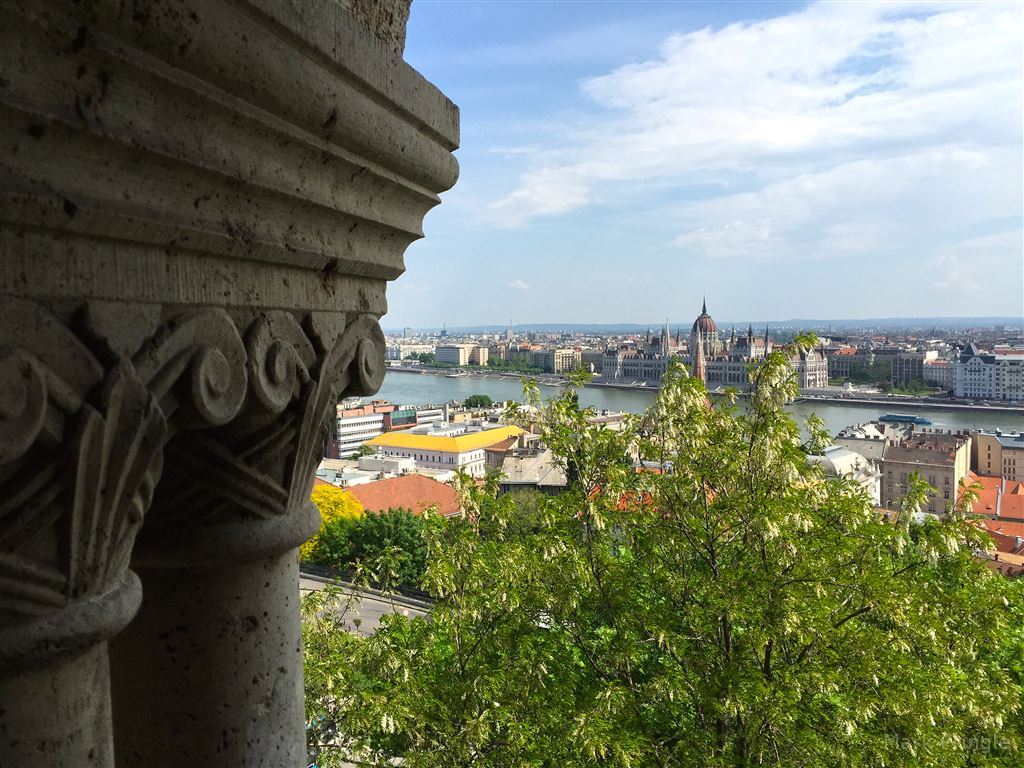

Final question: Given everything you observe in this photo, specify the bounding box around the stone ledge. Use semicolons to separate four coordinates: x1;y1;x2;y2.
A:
0;0;459;299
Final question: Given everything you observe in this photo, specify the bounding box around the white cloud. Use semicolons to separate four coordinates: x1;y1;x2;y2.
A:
487;0;1023;251
670;147;1019;261
508;279;530;290
932;230;1022;293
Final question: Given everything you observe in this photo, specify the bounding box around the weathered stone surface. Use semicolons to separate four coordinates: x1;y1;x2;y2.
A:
0;644;115;768
337;0;413;56
111;553;306;767
0;0;458;764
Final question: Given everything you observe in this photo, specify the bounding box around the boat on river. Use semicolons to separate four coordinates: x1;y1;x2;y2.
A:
879;413;932;425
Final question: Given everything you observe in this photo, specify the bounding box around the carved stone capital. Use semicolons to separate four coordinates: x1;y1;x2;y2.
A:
134;308;387;566
0;301;165;671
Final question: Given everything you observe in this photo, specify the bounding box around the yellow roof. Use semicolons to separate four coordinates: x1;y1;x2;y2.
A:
367;426;522;453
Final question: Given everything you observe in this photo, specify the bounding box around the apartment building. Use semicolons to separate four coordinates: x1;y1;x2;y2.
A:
972;430;1024;483
332;401;394;458
532;348;581;373
436;344;474;366
922;359;954;391
954;343;1024;402
880;432;971;516
892;350;938;387
469;345;489;366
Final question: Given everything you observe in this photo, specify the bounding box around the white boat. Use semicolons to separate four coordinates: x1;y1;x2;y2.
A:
445;371;468;378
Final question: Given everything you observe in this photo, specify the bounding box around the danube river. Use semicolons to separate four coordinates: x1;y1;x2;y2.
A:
373;371;1024;438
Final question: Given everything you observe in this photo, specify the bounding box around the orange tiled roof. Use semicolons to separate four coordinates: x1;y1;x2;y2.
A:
962;473;1024;521
347;474;461;517
986;528;1024;554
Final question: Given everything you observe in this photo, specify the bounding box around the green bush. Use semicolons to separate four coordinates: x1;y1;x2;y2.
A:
308;508;428;590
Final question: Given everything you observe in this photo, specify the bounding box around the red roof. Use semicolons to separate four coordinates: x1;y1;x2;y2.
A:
347;474;461;517
962;473;1024;521
986;529;1024;554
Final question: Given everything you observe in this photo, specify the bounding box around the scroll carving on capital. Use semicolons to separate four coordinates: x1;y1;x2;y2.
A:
144;309;386;533
0;297;387;623
0;300;165;624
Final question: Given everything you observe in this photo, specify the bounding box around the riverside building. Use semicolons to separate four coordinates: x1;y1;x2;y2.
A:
366;423;523;478
954;343;1024;402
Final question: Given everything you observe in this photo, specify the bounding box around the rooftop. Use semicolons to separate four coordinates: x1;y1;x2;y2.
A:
347;474;461;517
367;425;523;453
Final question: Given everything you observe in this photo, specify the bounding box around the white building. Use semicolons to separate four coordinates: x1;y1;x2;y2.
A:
334;402;388;457
366;423;523;478
808;446;881;506
414;405;446;427
316;455;456;488
954;344;1024;402
923;360;954;391
386;343;435;360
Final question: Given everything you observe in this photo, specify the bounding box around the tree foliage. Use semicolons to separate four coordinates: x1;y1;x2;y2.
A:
487;354;545;374
847;359;894;387
301;484;363;561
303;343;1022;768
464;394;494;408
306;507;428;590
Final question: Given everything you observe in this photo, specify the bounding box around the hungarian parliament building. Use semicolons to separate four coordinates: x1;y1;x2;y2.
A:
601;300;829;390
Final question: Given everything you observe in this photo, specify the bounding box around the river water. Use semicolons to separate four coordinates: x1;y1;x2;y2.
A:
374;371;1024;438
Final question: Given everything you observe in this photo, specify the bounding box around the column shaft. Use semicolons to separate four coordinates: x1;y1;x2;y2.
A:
111;552;305;767
0;644;114;767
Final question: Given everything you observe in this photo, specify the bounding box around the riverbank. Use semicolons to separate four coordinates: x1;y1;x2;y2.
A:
387;365;567;386
793;395;1023;415
374;371;1024;436
386;367;1023;415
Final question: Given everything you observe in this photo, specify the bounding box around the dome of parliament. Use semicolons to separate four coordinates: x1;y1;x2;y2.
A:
691;299;717;334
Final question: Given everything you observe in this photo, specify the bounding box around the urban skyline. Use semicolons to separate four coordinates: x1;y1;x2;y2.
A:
386;314;1024;336
389;0;1024;328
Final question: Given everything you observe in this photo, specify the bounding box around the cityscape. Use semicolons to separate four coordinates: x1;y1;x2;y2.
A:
321;297;1023;567
2;1;1023;767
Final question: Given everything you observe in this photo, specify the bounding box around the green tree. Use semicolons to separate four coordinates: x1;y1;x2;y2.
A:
352;444;377;458
304;344;1021;768
464;394;494;408
308;508;428;590
301;484;363;562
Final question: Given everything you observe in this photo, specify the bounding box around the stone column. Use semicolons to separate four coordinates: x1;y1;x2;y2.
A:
111;311;391;767
0;0;458;766
0;300;166;765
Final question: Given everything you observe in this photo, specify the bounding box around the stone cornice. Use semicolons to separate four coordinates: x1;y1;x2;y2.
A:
0;0;459;306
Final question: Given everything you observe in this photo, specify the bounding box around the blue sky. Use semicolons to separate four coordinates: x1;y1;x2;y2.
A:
389;1;1023;328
